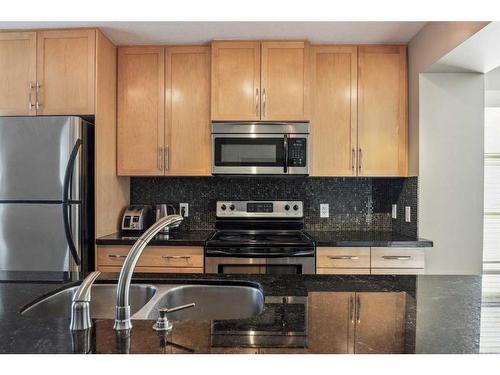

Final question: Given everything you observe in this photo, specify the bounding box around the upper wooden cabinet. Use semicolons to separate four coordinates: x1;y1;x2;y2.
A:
358;45;408;176
37;29;96;115
310;46;357;176
117;46;165;176
0;29;96;116
211;41;261;121
117;45;211;176
211;40;310;121
0;32;37;116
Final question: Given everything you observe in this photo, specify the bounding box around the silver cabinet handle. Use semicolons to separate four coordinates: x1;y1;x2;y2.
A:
255;88;260;117
349;294;355;323
382;255;412;260
162;255;191;260
328;255;359;260
262;88;266;117
164;145;169;171
352;148;355;173
158;145;163;171
35;81;41;110
356;294;361;323
28;81;34;110
358;148;363;174
108;254;127;260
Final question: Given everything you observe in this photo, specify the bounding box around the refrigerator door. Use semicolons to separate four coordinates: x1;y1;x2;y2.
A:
0;116;84;201
0;203;81;271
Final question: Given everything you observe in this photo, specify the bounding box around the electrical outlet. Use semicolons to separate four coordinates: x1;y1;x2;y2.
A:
180;203;189;218
392;204;397;219
320;204;329;218
405;206;411;222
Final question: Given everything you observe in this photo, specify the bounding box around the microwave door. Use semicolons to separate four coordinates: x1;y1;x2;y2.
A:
212;134;286;175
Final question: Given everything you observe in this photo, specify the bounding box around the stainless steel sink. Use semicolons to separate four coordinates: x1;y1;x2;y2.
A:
135;284;265;321
21;284;157;319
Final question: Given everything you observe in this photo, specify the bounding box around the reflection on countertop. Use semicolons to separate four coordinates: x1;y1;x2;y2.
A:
0;272;492;354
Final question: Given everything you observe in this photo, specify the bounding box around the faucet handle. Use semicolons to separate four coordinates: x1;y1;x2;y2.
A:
153;302;196;332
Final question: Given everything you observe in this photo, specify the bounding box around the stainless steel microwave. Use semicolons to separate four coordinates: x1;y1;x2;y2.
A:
211;122;310;175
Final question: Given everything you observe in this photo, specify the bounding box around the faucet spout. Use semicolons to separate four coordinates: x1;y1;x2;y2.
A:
113;214;184;331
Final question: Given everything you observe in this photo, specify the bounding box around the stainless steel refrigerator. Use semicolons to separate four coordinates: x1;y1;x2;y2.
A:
0;116;94;272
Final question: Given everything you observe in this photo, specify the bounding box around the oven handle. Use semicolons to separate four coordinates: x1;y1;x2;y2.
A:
205;249;315;258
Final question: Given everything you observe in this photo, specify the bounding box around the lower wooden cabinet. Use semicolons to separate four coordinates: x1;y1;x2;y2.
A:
316;246;426;275
309;291;407;353
96;245;204;273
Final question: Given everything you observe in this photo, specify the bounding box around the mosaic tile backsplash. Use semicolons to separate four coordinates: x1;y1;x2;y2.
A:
130;176;418;237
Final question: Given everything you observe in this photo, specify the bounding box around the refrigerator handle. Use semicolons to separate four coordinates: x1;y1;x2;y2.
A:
62;139;83;266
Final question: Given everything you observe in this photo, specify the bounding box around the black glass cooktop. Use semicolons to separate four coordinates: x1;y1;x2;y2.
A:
207;230;314;247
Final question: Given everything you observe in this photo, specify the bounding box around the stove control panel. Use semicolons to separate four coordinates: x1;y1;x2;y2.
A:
217;201;303;218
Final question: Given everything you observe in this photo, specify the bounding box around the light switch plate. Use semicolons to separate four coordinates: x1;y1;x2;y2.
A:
180;203;189;217
405;206;411;222
320;204;329;218
392;204;397;219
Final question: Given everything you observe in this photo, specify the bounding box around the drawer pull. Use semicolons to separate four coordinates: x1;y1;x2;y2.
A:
328;256;359;260
108;254;127;260
162;255;191;260
382;255;412;260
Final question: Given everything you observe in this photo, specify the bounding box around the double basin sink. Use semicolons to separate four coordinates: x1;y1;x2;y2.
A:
21;282;265;322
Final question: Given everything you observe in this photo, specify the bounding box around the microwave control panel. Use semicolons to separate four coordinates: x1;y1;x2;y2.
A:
288;138;307;167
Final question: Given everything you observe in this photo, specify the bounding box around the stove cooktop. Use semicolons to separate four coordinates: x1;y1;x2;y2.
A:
206;230;314;247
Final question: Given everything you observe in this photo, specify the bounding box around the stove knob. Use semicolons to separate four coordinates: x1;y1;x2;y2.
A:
293;204;299;211
221;204;227;211
229;204;235;211
284;204;290;211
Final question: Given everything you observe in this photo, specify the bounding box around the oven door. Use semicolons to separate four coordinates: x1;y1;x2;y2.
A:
205;255;315;275
212;134;286;175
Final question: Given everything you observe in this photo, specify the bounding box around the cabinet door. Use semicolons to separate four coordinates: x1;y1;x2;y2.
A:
117;46;165;176
165;46;211;176
36;29;96;115
358;46;407;176
211;41;261;121
311;46;357;176
308;292;354;353
261;41;309;121
355;292;406;353
0;32;37;116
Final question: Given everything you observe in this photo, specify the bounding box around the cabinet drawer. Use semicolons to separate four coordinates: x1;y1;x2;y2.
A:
97;265;203;274
371;248;424;269
97;246;204;268
317;247;370;269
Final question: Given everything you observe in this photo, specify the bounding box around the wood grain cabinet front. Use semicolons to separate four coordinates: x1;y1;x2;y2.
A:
316;247;370;275
96;245;204;273
211;40;310;121
0;29;96;116
371;247;425;274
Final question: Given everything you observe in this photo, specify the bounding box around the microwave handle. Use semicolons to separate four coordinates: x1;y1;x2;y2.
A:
283;135;288;174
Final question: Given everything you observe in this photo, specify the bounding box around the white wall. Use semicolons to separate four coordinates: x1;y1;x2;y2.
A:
407;22;489;175
419;73;484;274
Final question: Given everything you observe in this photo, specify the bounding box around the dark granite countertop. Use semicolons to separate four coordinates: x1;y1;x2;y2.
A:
0;271;488;354
96;230;433;248
96;230;214;246
307;231;433;247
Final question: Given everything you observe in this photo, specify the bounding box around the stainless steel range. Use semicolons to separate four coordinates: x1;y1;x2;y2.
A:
205;201;315;274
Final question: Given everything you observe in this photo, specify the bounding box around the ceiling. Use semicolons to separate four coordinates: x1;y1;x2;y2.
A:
0;21;426;45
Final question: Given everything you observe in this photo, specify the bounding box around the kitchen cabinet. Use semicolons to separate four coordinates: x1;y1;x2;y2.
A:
371;247;425;274
117;46;165;176
117;45;211;176
0;28;96;116
310;46;357;176
316;247;370;275
309;291;407;354
0;31;37;116
96;245;204;273
211;40;309;121
36;29;96;115
358;45;408;176
165;46;211;176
